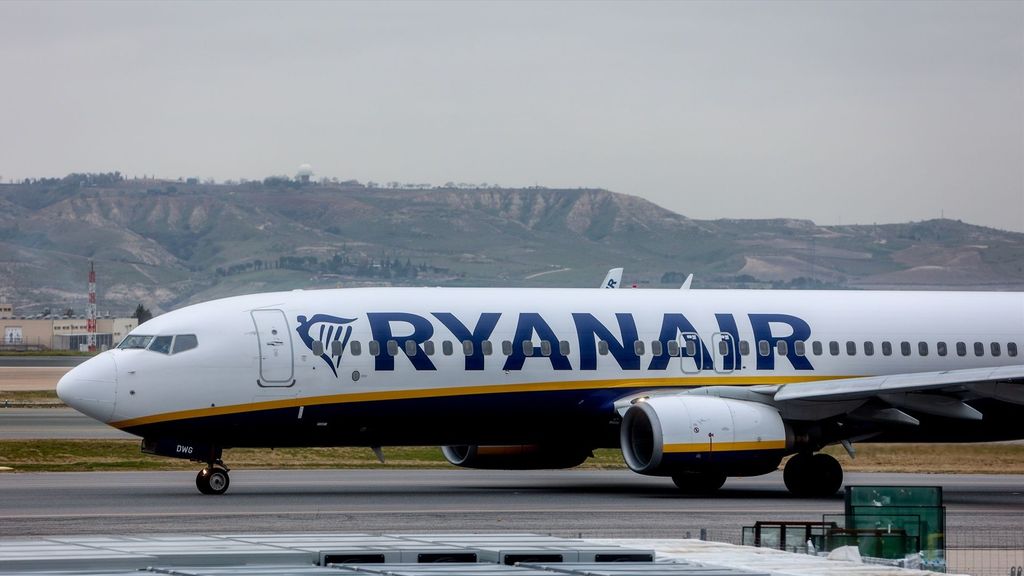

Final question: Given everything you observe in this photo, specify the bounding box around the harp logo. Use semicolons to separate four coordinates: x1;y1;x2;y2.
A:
295;314;357;377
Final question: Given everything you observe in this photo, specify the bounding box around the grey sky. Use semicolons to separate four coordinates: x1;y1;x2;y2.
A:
2;1;1022;231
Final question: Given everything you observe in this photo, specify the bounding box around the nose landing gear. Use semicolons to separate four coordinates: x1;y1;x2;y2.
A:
196;460;230;495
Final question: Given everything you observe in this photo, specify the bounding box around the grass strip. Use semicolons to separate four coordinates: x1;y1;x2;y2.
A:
0;390;61;405
1;440;1023;473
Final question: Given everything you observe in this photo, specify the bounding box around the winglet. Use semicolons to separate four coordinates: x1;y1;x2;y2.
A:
680;274;693;290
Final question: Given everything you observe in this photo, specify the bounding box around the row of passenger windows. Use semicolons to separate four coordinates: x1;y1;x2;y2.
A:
117;334;199;355
318;338;1019;359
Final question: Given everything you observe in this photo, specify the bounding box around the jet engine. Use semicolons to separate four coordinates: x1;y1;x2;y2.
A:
620;395;790;478
441;444;592;470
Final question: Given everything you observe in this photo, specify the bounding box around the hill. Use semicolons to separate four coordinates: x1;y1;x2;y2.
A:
1;174;1022;315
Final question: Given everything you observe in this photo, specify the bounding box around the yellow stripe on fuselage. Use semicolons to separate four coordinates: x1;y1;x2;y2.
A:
664;440;788;453
110;374;854;429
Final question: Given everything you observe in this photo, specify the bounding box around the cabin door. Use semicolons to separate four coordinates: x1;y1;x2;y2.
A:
251;309;295;386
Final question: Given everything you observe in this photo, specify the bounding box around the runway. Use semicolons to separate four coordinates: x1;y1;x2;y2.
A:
0;408;135;439
0;356;87;368
0;469;1020;537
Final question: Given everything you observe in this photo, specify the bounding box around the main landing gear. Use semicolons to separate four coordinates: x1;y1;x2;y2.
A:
196;460;230;495
783;452;843;497
671;471;727;494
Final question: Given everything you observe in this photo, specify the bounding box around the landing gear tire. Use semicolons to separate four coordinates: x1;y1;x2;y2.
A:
196;466;230;495
784;452;843;497
671;471;727;494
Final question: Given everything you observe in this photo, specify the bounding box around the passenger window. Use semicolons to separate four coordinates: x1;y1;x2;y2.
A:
406;340;418;357
812;341;823;356
846;341;856;356
443;341;454;356
1009;342;1018;357
387;340;399;357
918;342;928;356
739;340;750;356
559;340;570;356
598;340;609;355
776;341;788;356
331;339;343;356
634;340;645;356
423;341;435;356
685;340;696;356
482;341;493;356
368;340;380;356
540;340;551;357
829;341;839;356
149;335;173;354
901;341;911;356
463;340;474;356
501;340;512;355
991;342;1001;357
172;334;198;354
794;341;805;357
651;340;663;357
312;341;324;356
956;342;967;356
863;341;874;356
350;340;362;356
668;340;680;357
882;341;892;356
974;342;984;356
936;342;947;357
759;340;770;357
522;341;533;356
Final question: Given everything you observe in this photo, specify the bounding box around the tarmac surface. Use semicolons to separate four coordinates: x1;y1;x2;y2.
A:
0;408;135;439
0;356;88;367
0;356;86;391
0;469;1020;538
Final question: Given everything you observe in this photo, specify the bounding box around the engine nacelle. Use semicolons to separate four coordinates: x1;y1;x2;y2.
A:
620;395;790;477
441;444;591;470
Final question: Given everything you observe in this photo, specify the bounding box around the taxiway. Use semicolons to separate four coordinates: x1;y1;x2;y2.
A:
0;469;1020;538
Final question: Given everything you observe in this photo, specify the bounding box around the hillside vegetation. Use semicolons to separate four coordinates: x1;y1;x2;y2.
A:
1;174;1022;314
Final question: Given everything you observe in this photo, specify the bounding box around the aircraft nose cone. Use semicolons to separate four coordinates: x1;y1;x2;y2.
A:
57;353;118;422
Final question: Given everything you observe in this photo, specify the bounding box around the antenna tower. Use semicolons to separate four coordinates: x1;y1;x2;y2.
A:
87;262;97;352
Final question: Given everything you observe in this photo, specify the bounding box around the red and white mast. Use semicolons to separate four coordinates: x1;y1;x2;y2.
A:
87;262;97;352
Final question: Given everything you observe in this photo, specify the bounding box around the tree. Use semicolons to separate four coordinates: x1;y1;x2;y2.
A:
133;304;153;324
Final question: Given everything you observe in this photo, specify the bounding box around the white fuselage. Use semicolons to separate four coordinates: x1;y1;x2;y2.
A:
57;288;1024;446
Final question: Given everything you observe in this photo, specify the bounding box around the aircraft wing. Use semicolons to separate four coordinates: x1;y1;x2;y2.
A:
771;364;1024;403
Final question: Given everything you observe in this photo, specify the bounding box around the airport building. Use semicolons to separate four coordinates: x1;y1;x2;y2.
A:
0;305;137;351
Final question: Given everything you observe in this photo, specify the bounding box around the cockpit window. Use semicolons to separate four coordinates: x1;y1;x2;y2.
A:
149;335;173;354
118;335;153;349
172;334;199;354
118;333;199;355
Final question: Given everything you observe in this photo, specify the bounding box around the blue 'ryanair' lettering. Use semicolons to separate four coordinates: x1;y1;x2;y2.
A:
433;312;501;371
502;313;572;371
302;310;816;373
573;313;640;370
649;313;713;370
749;313;813;371
367;312;436;371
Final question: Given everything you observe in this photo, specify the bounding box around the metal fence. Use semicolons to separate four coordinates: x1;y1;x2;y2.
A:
947;529;1024;576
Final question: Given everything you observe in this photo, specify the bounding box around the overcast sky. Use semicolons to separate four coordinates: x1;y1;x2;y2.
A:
1;1;1022;231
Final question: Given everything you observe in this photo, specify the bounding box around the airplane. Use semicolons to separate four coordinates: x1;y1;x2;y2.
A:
57;287;1024;495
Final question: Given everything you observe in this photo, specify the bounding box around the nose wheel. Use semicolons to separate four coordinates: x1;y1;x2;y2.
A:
196;461;230;495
